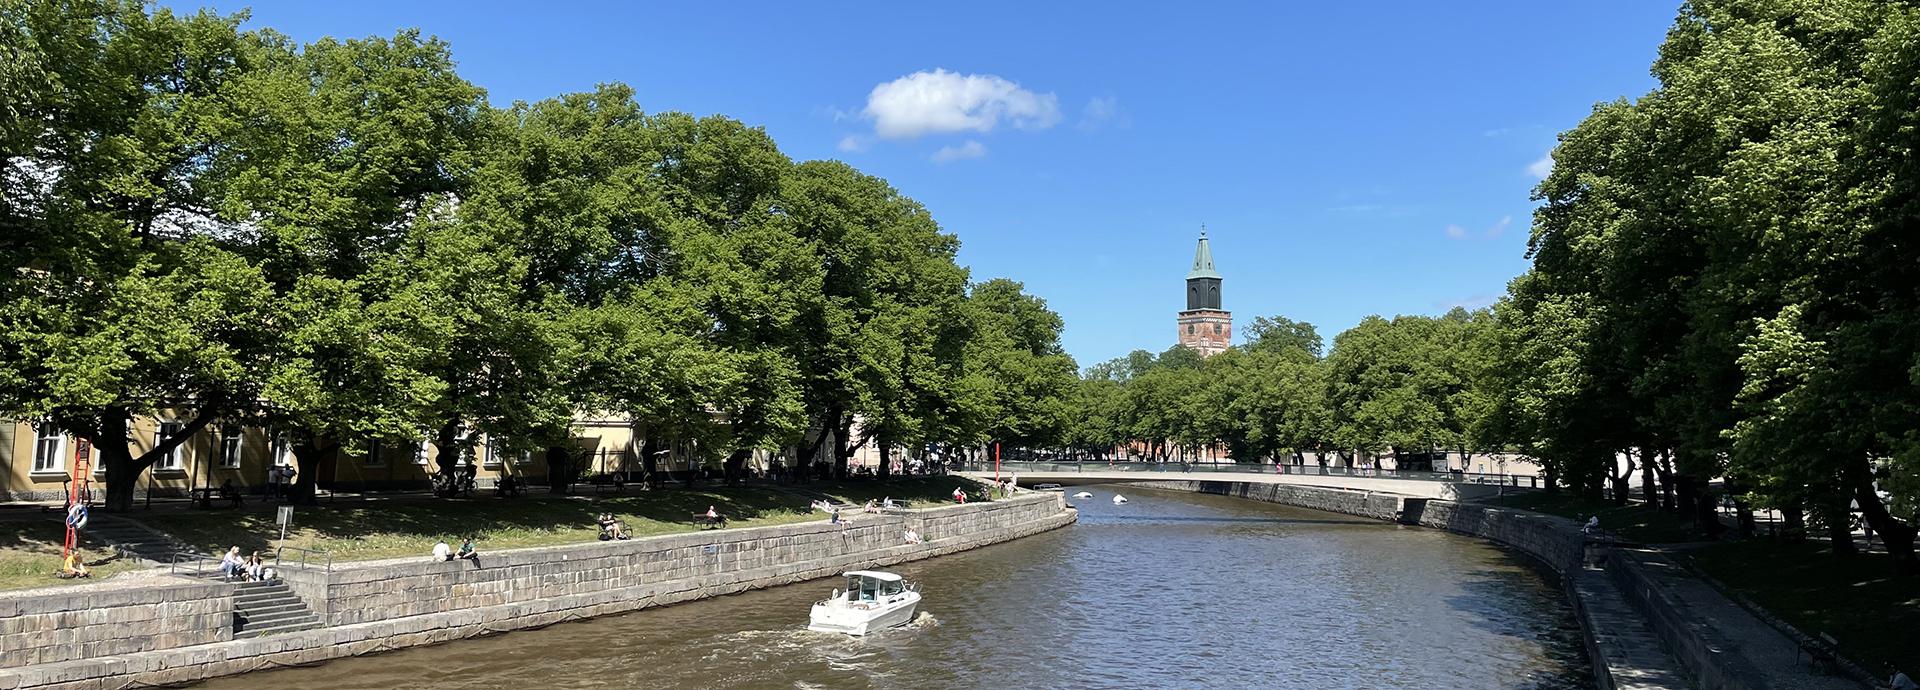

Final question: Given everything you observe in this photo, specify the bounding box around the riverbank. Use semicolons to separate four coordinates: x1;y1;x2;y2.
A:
0;491;1074;689
138;477;978;563
1140;480;1867;690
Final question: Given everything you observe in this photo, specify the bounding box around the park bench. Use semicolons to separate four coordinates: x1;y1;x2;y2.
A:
191;485;244;509
1799;632;1843;672
690;513;727;529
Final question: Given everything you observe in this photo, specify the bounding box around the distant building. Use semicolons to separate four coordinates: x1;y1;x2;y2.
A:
1176;230;1231;356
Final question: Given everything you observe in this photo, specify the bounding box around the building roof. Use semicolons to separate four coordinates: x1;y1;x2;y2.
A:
1187;230;1221;280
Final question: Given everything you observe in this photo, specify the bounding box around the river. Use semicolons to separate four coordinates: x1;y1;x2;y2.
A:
195;486;1592;689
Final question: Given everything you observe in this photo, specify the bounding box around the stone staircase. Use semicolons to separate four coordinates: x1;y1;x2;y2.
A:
231;579;322;638
84;516;203;566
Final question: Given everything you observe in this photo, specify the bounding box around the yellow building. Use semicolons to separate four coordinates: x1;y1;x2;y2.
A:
0;413;665;502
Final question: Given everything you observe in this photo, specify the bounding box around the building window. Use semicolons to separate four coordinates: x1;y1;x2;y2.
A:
484;437;505;468
1186;324;1195;335
154;421;185;471
32;423;66;474
271;432;293;467
217;425;244;468
364;439;385;467
1213;323;1222;335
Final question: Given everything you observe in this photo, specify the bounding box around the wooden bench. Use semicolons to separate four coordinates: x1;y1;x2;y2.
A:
191;486;243;509
691;513;727;529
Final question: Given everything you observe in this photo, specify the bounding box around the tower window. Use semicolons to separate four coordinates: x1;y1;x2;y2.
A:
1187;324;1195;335
1213;324;1222;335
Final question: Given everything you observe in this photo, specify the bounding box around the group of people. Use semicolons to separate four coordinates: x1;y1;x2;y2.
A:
219;546;273;582
264;464;297;499
431;537;481;566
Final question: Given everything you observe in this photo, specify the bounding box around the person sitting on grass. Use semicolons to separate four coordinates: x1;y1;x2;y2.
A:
952;487;966;504
864;499;879;514
598;513;629;540
59;552;90;579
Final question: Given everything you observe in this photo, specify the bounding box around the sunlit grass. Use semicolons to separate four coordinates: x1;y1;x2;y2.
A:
143;477;982;563
0;520;142;591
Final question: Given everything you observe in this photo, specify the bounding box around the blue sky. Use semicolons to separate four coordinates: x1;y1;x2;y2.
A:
177;1;1679;369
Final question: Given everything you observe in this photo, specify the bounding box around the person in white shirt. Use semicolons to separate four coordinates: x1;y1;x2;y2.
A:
219;547;244;581
903;528;922;545
432;541;452;562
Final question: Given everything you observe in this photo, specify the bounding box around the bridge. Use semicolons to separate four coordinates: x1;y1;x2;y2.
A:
955;461;1543;500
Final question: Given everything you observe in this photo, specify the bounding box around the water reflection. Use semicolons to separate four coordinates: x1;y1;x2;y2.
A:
195;486;1591;690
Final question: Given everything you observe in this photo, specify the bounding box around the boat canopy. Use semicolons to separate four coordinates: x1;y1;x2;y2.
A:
842;570;903;582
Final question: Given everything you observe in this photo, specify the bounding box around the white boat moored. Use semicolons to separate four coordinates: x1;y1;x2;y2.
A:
1072;491;1094;498
808;570;922;636
1112;494;1129;504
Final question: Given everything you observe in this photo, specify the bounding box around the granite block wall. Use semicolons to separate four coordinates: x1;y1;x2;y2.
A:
0;577;233;670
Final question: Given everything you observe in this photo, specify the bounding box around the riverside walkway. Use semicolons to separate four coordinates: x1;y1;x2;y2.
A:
956;460;1543;500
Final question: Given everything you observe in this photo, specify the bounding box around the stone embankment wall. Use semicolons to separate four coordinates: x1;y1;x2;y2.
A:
0;575;232;671
1145;480;1693;690
0;492;1074;689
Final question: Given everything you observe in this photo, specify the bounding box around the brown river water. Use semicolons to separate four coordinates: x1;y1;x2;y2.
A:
194;486;1591;689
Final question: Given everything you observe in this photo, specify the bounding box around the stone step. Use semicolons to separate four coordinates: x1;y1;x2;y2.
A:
236;598;305;614
234;617;321;638
239;608;314;626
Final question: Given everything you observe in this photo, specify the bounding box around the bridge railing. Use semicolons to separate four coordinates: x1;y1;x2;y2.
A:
955;459;1543;489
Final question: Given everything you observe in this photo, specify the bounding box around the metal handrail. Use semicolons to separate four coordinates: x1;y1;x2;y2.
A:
273;545;333;573
167;551;218;577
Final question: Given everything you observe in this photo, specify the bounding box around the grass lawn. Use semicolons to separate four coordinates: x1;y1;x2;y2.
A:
1482;491;1707;543
0;519;142;591
1688;540;1919;673
142;476;984;563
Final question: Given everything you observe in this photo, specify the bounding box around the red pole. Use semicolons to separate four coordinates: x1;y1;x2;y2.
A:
994;443;1001;483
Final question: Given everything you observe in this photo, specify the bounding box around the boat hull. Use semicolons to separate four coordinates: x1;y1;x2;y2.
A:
807;592;921;635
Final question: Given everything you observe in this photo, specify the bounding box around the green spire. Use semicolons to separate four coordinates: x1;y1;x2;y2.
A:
1187;227;1221;280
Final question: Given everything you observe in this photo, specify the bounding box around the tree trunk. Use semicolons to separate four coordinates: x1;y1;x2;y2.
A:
1846;457;1916;574
1641;450;1659;504
876;433;891;480
1781;502;1805;541
1608;451;1636;506
289;434;336;506
1655;450;1677;511
432;419;462;483
546;446;579;494
724;448;750;486
832;411;853;479
1823;493;1858;557
94;405;217;511
640;435;662;489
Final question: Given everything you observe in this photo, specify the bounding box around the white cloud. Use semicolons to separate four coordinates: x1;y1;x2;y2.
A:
1487;215;1512;239
1527;152;1554;179
1078;96;1126;130
863;69;1060;139
931;140;988;163
837;135;868;153
1445;215;1513;241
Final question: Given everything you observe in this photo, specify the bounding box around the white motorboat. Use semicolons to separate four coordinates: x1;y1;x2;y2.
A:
1073;491;1094;498
1112;494;1129;504
808;570;922;636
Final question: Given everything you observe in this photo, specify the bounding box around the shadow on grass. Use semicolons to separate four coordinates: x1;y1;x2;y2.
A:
1483;492;1705;544
1688;540;1918;673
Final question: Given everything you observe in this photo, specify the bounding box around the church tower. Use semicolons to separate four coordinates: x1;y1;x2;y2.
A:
1177;230;1231;356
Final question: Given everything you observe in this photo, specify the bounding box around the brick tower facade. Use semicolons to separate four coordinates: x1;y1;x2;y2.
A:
1176;231;1231;356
